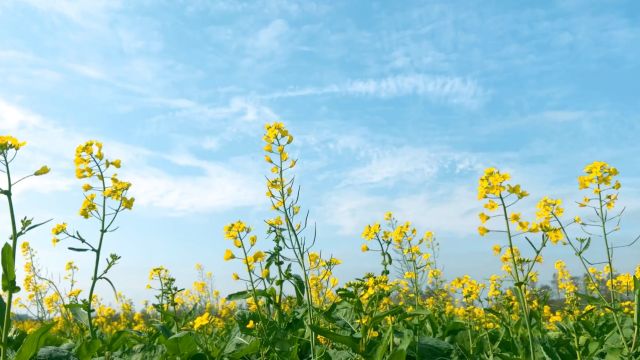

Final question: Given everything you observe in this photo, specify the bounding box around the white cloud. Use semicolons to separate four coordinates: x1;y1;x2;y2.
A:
249;19;290;55
20;0;121;29
262;74;486;107
0;98;265;213
128;160;264;214
320;185;478;238
339;144;482;187
145;97;278;151
149;97;277;123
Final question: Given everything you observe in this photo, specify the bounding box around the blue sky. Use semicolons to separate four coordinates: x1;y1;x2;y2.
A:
0;0;639;304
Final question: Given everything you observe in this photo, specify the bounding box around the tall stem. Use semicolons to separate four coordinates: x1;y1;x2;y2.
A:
276;145;316;358
596;186;630;355
555;214;630;355
239;237;267;360
499;194;535;359
86;157;107;339
1;157;19;360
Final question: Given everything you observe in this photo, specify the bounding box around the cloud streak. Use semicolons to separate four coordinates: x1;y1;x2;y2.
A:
262;74;486;107
343;146;482;187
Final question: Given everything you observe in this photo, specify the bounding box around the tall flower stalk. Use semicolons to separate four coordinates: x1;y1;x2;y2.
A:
477;168;541;358
263;122;317;356
553;161;632;355
0;136;50;360
51;141;134;339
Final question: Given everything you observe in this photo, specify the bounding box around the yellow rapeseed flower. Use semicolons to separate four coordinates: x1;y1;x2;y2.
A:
223;249;235;261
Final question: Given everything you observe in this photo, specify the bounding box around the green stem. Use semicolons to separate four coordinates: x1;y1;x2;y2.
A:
467;319;474;356
86;156;108;339
238;238;268;360
596;186;630;355
275;143;316;358
499;194;536;359
572;327;582;360
1;156;19;360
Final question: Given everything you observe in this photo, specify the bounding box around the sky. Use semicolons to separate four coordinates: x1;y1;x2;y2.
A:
0;0;639;306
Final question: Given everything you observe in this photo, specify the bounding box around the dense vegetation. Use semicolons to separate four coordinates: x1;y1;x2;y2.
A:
0;124;638;359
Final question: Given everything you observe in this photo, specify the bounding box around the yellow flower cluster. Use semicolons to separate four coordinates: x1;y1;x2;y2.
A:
224;220;250;241
308;253;341;307
578;161;620;192
74;140;103;179
79;193;98;219
263;122;296;209
222;220;267;278
448;275;485;303
498;246;522;274
103;175;132;202
74;140;135;218
534;197;564;243
478;168;514;199
554;260;577;296
607;273;634;294
477;168;534;236
361;222;380;241
0;135;26;152
51;222;68;246
193;312;212;330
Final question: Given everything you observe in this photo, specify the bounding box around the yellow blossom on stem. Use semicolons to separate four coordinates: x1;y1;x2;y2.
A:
0;136;26;152
479;213;490;224
477;167;511;199
484;200;499;211
51;223;67;235
223;249;235;261
33;165;50;176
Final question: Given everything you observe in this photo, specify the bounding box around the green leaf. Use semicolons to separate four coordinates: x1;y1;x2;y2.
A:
1;243;18;293
290;274;305;304
226;290;251;301
576;292;600;304
411;337;454;359
370;326;393;360
226;289;271;302
227;339;261;359
106;330;131;352
13;322;54;360
65;303;89;327
388;349;407;360
164;331;198;356
388;330;413;360
17;218;52;238
67;247;91;252
370;306;403;326
309;325;360;354
100;276;119;299
76;338;101;360
0;295;5;330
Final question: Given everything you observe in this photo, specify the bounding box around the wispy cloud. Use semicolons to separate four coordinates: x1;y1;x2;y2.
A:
145;97;278;150
261;74;486;107
0;98;265;213
320;185;478;238
343;146;482;187
248;19;290;56
19;0;121;29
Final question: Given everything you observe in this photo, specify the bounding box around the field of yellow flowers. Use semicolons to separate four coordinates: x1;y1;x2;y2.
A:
0;123;638;360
